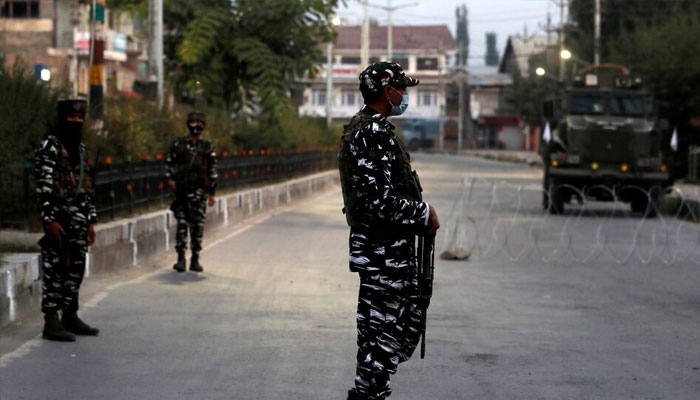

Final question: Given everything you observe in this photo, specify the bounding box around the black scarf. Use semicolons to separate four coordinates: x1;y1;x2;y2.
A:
55;120;84;166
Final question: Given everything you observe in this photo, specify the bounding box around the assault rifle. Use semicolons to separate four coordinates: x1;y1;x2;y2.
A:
417;235;435;359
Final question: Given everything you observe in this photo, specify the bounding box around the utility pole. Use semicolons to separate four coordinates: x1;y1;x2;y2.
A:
594;0;601;65
557;0;566;83
70;5;81;97
367;1;419;61
438;41;445;150
361;0;369;67
89;0;105;118
156;0;163;110
326;16;340;128
541;12;553;69
457;58;464;151
326;41;333;128
149;0;164;110
387;0;393;59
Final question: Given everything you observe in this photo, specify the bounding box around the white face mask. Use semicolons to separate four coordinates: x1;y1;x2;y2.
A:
389;87;409;116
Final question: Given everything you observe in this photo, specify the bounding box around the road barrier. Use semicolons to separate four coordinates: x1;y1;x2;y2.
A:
442;178;700;265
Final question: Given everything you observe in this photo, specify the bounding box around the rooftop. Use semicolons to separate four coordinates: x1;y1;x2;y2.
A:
334;25;457;52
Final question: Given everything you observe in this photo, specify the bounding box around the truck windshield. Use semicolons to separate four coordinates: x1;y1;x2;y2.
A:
569;94;606;115
610;95;646;116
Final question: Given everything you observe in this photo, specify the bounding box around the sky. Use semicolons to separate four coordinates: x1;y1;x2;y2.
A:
336;0;565;67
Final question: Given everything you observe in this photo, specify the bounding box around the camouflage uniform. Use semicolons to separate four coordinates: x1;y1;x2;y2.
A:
339;62;430;400
36;138;97;314
165;135;217;259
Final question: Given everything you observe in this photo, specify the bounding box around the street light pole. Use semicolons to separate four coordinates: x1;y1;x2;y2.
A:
367;1;420;60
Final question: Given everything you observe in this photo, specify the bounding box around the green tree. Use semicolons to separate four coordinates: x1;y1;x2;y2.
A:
110;0;339;121
455;4;469;66
0;59;65;226
567;0;700;63
485;32;499;66
504;51;560;126
0;59;64;168
609;11;700;169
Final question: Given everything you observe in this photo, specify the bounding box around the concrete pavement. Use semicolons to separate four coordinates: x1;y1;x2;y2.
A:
2;154;700;400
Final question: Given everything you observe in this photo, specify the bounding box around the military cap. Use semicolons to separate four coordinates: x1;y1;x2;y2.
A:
358;61;419;97
57;99;87;117
187;111;206;123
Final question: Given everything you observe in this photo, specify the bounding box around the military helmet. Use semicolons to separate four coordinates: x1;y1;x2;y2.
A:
57;99;87;118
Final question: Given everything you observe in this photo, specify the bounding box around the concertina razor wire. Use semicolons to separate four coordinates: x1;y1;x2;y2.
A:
439;178;700;265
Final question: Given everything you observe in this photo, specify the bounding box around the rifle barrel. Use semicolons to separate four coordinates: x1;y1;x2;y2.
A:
417;235;434;359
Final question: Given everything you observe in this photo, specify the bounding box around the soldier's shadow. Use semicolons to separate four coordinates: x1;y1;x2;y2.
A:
154;271;207;285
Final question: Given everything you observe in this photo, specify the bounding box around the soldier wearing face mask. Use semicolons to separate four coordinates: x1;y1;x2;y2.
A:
166;112;218;273
34;99;99;342
339;62;440;400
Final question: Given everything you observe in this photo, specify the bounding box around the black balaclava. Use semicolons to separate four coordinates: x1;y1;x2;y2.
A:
55;100;87;165
187;111;206;137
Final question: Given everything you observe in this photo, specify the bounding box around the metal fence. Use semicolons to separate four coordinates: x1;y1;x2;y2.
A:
0;151;337;230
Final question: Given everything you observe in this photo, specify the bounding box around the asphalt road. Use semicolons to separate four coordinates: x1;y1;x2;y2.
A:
2;154;700;400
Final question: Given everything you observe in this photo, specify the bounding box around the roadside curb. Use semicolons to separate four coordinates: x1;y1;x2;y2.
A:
459;150;543;167
0;170;340;328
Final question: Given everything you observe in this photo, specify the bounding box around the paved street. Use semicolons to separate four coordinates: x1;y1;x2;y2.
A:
2;154;700;399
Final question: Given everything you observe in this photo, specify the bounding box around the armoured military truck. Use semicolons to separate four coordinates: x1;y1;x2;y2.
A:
541;64;672;216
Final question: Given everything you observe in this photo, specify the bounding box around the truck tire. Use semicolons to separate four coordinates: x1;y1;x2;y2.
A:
631;192;659;218
543;172;565;214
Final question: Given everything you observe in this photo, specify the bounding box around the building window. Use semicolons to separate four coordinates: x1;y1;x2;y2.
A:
417;57;438;71
312;90;326;106
417;91;437;107
1;1;39;18
393;57;409;69
341;56;360;65
342;91;357;107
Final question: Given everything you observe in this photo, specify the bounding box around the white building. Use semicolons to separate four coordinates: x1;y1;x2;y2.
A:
297;25;457;122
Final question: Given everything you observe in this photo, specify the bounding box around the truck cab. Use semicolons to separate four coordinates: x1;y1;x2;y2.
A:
541;64;672;215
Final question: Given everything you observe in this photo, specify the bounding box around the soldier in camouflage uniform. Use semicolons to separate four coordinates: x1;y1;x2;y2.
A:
166;112;218;273
339;62;440;400
35;99;100;342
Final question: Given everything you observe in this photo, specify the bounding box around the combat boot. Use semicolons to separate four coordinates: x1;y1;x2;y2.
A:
62;311;100;336
347;389;373;400
173;251;186;272
190;253;203;272
42;312;76;342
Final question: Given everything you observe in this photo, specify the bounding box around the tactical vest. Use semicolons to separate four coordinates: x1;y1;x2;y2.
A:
172;138;211;190
53;141;95;201
339;111;423;233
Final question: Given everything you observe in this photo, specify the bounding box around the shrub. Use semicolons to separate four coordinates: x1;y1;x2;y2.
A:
0;59;64;169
